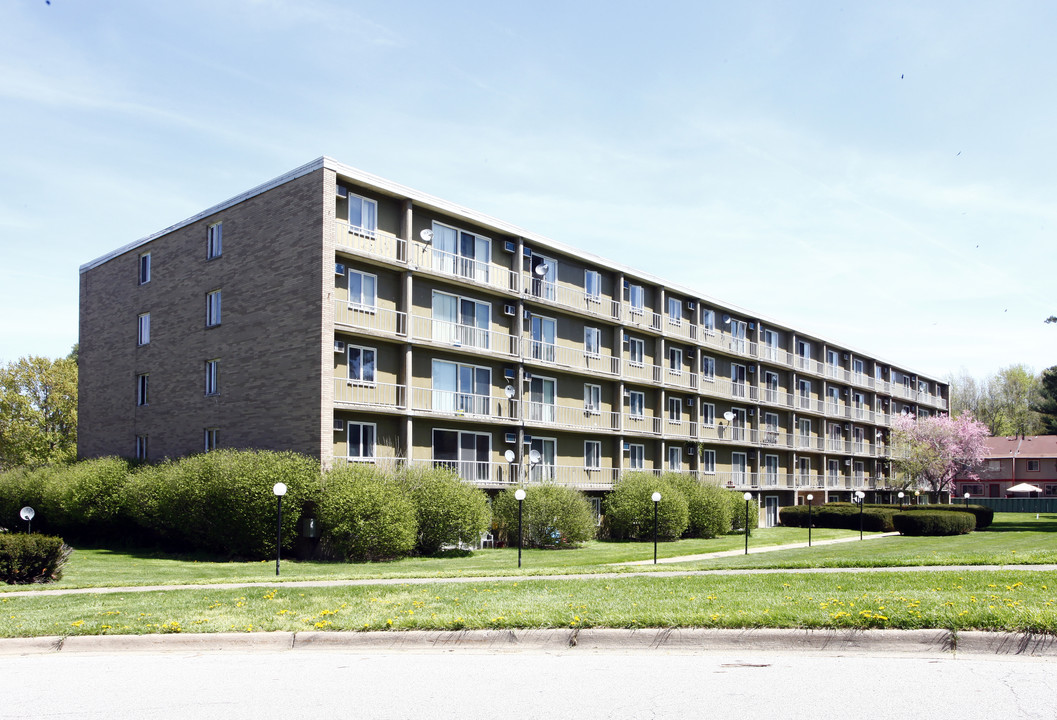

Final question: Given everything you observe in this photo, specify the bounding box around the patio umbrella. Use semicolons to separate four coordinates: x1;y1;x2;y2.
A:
1007;483;1043;494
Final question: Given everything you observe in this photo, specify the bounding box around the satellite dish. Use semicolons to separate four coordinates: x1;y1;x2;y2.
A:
504;385;516;399
419;228;434;243
723;411;735;422
504;449;516;463
722;314;731;325
20;506;34;521
529;449;541;464
534;263;549;276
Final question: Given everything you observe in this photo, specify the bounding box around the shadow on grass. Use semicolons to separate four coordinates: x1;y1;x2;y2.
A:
983;515;1057;533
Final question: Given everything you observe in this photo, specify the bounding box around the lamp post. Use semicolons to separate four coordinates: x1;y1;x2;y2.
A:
19;506;34;534
651;492;661;564
963;491;970;508
272;483;287;576
743;492;753;555
915;489;920;505
855;490;865;540
515;488;526;569
806;494;813;547
898;491;904;510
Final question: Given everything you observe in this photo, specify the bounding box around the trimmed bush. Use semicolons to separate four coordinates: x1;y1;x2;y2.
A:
492;484;596;548
778;504;809;527
893;510;976;536
603;473;688;541
908;504;993;531
0;466;51;533
395;465;491;555
317;463;416;561
0;534;72;584
124;449;320;558
729;491;760;533
667;474;731;539
44;457;134;541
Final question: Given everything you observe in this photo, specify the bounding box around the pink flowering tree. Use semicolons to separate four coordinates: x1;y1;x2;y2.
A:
890;412;990;495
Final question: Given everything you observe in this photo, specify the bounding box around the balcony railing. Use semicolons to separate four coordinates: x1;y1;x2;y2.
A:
334;301;407;338
522;277;620;320
409;241;519;294
409;388;517;421
522;341;620;376
523;403;620;432
410;315;519;357
621;307;664;332
332;379;406;410
622;413;662;436
623;359;662;385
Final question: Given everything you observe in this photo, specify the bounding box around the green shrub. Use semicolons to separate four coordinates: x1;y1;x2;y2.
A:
492;484;597;548
395;465;491;555
317;464;416;561
0;534;72;584
729;491;760;533
45;457;134;540
809;503;899;532
124;449;320;558
893;510;976;536
602;473;688;541
778;504;809;527
666;474;731;539
908;504;993;530
0;466;50;533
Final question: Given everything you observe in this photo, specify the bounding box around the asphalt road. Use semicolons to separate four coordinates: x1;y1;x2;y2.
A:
3;649;1055;720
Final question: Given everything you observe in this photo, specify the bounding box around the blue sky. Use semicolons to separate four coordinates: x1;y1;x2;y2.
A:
1;0;1054;379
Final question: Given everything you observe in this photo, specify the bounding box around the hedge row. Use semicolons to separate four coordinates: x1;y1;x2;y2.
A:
780;502;985;536
893;511;976;536
491;484;597;548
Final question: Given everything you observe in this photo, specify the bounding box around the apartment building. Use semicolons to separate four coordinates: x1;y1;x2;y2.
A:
956;435;1057;498
78;157;949;525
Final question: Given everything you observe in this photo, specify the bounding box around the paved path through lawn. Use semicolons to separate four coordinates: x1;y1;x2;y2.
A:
617;530;902;565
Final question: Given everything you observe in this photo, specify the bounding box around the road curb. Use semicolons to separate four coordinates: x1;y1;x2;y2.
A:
5;628;1056;657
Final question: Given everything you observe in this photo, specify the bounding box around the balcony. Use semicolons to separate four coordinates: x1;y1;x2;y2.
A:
334;301;407;339
663;317;698;343
409;240;518;294
522;341;620;377
620;306;663;333
410;315;519;357
409;388;517;422
664;419;699;439
333;379;406;411
623;359;662;385
665;368;699;392
623;413;662;436
523;402;620;433
522;277;620;321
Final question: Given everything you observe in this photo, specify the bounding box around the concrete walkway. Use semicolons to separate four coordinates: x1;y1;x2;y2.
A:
618;531;902;565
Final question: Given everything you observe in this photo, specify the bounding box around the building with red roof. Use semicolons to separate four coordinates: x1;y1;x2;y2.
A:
955;435;1057;499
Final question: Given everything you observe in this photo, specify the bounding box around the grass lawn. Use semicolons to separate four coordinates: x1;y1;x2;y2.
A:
2;513;1055;638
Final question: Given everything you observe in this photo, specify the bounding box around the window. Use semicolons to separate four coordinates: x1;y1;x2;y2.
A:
207;222;223;259
628;444;645;470
798;418;812;448
702;310;715;334
432;360;490;415
136;374;148;406
585;270;601;301
629;284;644;312
348;269;377;308
668;446;682;471
764;372;779;403
347;422;377;461
433;221;490;282
584;384;601;414
667;296;681;325
798;379;812;409
853;358;865;376
629;390;645;418
987;460;1001;471
433;428;491;481
585;441;601;470
584;327;601;357
348;345;376;384
134;435;148;460
702;356;715;381
1046;485;1057;497
348;193;378;237
764;413;779;444
204;428;219;451
137;313;150;346
668;347;682;374
528;376;556;423
1028;460;1041;472
701;403;715;427
205;359;219;396
701;449;716;474
762;329;778;360
433;291;490;350
138;253;151;284
668;397;682;423
827;349;840;367
529;314;556;362
628;337;644;365
206;290;221;327
797;340;811;361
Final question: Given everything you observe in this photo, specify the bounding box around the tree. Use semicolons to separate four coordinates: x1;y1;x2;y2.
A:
1032;365;1057;435
946;368;983;419
890;413;990;496
0;355;78;469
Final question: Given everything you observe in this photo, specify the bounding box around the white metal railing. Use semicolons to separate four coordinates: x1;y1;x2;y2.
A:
334;301;407;338
336;225;406;263
410;315;519;357
522;277;620;320
622;413;662;436
332;379;406;409
409;388;517;421
664;318;698;343
409;241;519;294
664;419;698;439
523;402;620;432
665;368;699;391
522;341;619;376
623;360;662;384
621;307;664;332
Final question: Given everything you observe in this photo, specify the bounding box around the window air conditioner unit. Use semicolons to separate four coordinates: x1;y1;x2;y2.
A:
686;397;694;407
843;423;850;431
623;442;631;451
843;353;849;361
748;409;755;417
748;367;755;374
623;390;631;399
748;322;756;330
522;247;533;257
504;304;516;316
623;280;630;290
686;300;696;310
336;185;348;198
523;310;532;320
504;240;516;253
504;367;516;380
524;435;533;445
335;263;346;275
334;341;345;353
333;419;344;431
524;372;532;381
505;432;517;444
687;445;696;456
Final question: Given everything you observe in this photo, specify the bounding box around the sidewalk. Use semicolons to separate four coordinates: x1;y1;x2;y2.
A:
618;531;902;565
